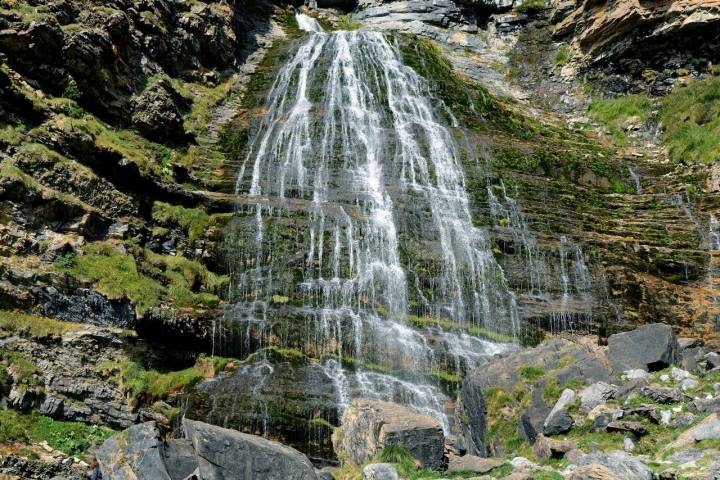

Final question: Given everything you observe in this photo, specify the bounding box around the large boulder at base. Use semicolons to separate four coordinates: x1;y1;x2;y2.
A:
567;464;619;480
607;323;679;372
95;422;171;480
95;419;318;480
183;419;318;479
458;338;612;456
332;399;444;470
574;450;653;480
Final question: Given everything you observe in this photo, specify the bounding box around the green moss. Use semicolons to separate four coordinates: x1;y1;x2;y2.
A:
660;72;720;164
152;201;215;242
515;0;547;13
55;242;165;315
0;310;85;339
0;124;24;146
587;95;653;146
103;359;207;402
519;365;545;382
337;14;362;31
0;409;114;456
555;46;572;66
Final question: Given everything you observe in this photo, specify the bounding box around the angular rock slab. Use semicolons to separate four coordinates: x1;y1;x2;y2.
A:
446;453;503;473
95;419;318;480
575;450;653;480
183;419;317;480
95;422;172;480
333;398;444;470
607;323;679;372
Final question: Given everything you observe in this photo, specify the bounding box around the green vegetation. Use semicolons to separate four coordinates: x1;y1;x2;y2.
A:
0;124;24;146
555;46;572;66
337;14;362;31
587;95;653;145
54;241;226;315
519;365;545;382
660;72;720;164
55;242;164;315
335;446;512;480
0;409;113;456
407;313;516;343
0;310;84;339
62;76;82;101
102;354;233;402
515;0;547;13
151;201;230;242
0;350;41;386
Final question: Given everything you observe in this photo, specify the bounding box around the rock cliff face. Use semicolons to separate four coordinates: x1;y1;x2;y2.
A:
0;0;720;477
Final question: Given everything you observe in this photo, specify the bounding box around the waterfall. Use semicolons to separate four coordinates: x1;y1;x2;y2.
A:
228;12;521;432
628;167;642;195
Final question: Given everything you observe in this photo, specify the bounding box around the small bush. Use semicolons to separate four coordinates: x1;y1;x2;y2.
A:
63;76;82;101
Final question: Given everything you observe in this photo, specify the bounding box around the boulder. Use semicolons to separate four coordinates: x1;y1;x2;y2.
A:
606;421;648;437
690;420;720;441
533;435;576;459
543;409;573;436
95;419;318;480
95;422;172;480
607;323;679;372
567;464;619;480
446;453;503;473
363;463;399;480
574;450;653;480
332;399;444;470
638;385;683;404
131;78;190;144
580;382;618;411
459;338;611;456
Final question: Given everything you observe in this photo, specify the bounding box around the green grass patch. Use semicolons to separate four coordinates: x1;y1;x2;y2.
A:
0;350;41;386
0;310;84;339
515;0;547;13
0;409;114;456
555;46;572;66
587;94;653;146
660;72;720;164
519;365;545;382
337;14;362;31
55;242;164;315
101;353;233;402
55;241;226;314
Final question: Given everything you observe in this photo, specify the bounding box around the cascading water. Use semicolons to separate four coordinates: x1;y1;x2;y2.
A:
224;12;524;432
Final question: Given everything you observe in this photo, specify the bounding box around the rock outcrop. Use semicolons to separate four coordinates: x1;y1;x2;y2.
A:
458;337;612;456
96;418;319;480
332;399;445;470
607;323;679;372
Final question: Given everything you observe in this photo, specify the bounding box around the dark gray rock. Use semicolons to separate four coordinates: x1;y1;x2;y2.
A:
607;323;679;372
575;450;653;480
459;338;611;456
623;406;660;424
543;409;574;436
96;422;172;480
606;421;649;437
131;78;190;144
639;385;683;404
96;419;318;480
183;419;318;480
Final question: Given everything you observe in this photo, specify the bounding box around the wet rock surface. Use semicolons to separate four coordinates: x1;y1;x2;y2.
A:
333;399;445;470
